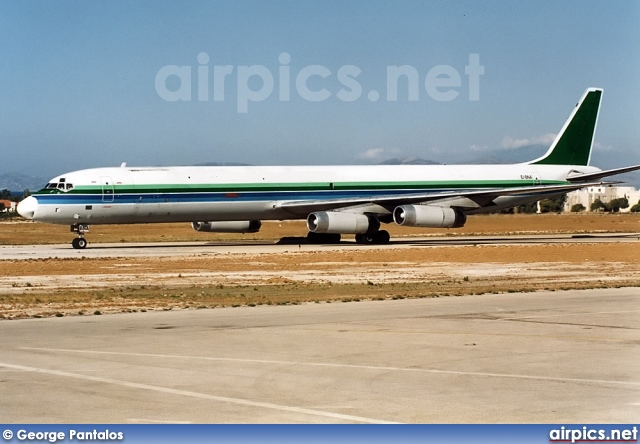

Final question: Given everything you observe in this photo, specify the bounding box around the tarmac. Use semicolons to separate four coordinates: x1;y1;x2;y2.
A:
0;232;639;260
1;287;638;423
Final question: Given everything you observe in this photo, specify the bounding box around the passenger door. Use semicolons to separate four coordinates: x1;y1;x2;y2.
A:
101;176;114;203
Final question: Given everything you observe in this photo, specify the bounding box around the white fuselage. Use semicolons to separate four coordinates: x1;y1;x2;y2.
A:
19;163;598;225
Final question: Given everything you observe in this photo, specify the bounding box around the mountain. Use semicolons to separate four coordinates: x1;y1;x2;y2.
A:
0;165;250;191
461;144;640;188
377;156;441;165
193;162;252;167
615;172;640;189
0;172;49;193
463;144;548;165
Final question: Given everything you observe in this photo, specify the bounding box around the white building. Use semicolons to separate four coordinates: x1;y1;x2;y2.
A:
0;199;17;212
564;185;640;212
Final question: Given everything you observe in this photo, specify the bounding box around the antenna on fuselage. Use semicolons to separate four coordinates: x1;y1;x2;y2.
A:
120;162;127;168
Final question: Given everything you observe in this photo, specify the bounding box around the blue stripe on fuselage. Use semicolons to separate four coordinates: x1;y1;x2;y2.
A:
33;189;473;205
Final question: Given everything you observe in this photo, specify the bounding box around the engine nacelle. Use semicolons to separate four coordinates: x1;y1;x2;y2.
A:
393;205;466;228
191;220;262;233
307;211;378;234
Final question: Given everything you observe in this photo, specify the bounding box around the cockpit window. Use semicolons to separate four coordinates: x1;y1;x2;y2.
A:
45;182;73;191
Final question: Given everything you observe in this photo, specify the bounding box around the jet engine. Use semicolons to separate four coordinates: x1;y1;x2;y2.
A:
191;220;262;233
307;211;378;234
393;205;466;228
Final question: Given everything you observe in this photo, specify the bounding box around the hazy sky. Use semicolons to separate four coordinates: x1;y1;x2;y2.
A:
1;1;639;178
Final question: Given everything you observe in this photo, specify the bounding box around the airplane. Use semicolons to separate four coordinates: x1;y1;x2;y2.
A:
17;87;640;249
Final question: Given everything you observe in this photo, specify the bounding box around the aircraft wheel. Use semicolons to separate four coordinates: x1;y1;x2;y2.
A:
72;238;87;249
356;233;375;244
375;230;390;244
355;233;369;244
355;230;390;244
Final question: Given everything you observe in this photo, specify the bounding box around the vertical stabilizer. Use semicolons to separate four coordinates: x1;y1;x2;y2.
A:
529;88;602;166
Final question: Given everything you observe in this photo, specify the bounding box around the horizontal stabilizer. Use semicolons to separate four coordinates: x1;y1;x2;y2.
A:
566;164;640;183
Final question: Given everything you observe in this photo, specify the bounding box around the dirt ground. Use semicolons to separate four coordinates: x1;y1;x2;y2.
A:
1;213;639;319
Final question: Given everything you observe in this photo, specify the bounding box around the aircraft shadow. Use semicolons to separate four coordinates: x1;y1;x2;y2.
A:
80;232;640;250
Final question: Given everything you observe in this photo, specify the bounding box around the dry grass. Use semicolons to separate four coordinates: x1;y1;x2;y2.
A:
5;277;640;321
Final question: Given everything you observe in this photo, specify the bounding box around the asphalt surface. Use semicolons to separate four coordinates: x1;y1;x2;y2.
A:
1;288;638;423
0;232;639;259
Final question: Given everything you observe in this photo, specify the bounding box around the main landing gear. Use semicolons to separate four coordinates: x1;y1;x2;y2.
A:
355;230;390;244
306;230;391;245
70;224;89;249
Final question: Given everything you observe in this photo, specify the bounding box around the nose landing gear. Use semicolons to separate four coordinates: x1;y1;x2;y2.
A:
70;224;89;249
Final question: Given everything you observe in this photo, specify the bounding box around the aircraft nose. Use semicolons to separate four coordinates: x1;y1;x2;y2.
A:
17;196;38;220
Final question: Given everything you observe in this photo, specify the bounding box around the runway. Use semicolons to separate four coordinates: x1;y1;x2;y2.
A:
1;232;639;259
1;288;639;423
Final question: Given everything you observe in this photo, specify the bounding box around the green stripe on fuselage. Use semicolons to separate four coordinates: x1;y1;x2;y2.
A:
33;179;567;195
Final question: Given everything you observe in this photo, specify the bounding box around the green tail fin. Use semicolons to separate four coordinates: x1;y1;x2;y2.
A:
529;88;602;166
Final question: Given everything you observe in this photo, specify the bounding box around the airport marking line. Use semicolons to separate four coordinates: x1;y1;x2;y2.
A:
20;347;640;388
0;360;399;424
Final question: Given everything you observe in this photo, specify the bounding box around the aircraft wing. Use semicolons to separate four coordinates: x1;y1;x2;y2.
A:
278;181;607;216
566;164;640;183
